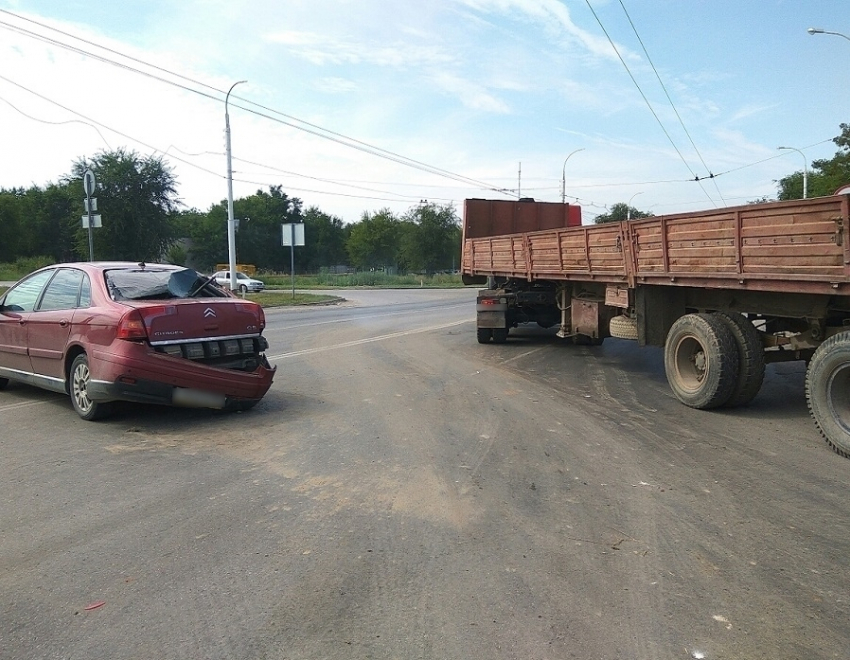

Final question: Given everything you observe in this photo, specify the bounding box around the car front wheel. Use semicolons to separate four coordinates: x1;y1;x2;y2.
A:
70;354;112;421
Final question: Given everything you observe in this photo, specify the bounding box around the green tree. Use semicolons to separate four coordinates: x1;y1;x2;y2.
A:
346;209;402;271
778;123;850;200
400;202;461;273
593;202;653;224
232;186;303;272
0;188;25;263
185;186;303;272
0;184;77;263
70;149;180;261
302;206;348;271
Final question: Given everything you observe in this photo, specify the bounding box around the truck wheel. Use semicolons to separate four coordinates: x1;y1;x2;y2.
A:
477;328;492;344
70;354;112;421
573;334;604;346
0;377;8;390
713;312;765;407
664;313;739;410
806;331;850;458
609;315;638;340
492;328;509;344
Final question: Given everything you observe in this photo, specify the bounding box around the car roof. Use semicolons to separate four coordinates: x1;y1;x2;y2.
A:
41;262;183;272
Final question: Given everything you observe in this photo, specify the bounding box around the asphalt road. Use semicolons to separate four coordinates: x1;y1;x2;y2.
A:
1;288;848;660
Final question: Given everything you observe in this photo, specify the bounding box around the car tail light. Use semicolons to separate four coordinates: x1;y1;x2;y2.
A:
117;309;148;340
258;306;266;331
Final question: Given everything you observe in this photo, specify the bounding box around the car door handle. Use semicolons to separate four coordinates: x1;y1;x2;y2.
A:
59;319;69;327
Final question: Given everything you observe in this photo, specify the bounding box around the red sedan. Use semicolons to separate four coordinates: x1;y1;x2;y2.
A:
0;262;276;420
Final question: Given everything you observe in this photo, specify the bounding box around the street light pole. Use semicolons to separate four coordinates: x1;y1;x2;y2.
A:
627;191;643;221
561;148;585;204
225;80;247;293
807;27;850;42
778;146;808;199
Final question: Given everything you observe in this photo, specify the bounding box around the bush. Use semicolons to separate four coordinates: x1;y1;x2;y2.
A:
0;256;55;280
258;271;464;288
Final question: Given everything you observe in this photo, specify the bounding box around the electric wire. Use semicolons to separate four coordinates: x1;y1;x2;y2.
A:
0;9;514;198
583;0;718;207
617;0;727;206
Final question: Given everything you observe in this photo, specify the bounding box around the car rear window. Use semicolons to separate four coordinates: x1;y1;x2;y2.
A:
106;268;224;300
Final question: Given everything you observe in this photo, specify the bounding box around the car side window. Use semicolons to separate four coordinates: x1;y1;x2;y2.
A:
79;275;92;307
38;269;86;312
2;270;55;313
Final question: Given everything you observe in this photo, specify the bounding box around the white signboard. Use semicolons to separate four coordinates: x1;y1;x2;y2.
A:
83;169;96;197
281;223;305;246
82;214;102;228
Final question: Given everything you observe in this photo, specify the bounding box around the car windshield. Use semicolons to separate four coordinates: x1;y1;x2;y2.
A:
106;268;223;300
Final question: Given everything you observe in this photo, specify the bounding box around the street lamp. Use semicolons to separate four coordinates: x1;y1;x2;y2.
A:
627;191;643;221
225;80;247;293
561;148;585;204
778;146;808;199
807;27;850;42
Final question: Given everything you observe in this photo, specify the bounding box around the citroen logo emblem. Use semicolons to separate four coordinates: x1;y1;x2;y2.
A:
204;307;216;318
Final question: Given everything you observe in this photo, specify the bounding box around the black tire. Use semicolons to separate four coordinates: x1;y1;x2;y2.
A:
609;315;639;340
573;334;604;346
477;328;492;344
70;354;112;421
664;313;739;410
714;312;765;407
806;331;850;458
239;284;248;294
0;377;8;390
492;328;509;344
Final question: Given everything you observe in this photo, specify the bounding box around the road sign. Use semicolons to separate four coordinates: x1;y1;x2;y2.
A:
83;169;96;197
81;214;102;228
84;197;98;213
281;223;305;246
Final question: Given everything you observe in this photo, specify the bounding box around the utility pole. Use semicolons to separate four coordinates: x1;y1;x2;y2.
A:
225;80;247;292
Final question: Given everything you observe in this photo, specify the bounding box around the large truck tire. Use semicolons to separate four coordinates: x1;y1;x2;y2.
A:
806;331;850;458
714;312;765;407
609;315;638;340
492;328;509;344
477;328;492;344
664;313;739;410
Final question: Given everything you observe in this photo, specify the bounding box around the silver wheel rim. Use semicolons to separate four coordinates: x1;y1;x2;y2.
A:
826;363;850;435
72;362;93;414
674;335;707;392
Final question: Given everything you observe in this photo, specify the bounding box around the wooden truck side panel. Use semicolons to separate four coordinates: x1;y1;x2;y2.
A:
462;195;850;296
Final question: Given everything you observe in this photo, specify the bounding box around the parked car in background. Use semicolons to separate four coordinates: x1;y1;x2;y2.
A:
0;262;276;420
212;270;265;293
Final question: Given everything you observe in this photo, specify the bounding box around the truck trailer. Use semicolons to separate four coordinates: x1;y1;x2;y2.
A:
461;195;850;458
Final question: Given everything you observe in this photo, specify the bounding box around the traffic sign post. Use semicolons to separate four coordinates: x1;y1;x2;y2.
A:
281;223;305;296
82;169;97;261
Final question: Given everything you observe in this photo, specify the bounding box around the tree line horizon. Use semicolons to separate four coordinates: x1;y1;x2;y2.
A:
2;122;849;272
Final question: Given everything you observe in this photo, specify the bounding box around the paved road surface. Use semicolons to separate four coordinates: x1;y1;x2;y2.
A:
1;288;847;659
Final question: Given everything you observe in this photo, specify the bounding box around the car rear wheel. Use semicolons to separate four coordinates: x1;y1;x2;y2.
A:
70;354;112;421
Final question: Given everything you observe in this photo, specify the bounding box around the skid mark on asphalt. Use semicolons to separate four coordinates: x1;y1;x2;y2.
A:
266;319;470;362
0;398;55;413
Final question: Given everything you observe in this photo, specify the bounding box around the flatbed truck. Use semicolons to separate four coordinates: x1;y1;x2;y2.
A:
461;196;850;458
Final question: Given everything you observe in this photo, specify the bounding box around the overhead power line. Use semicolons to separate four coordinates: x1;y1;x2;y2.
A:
616;0;727;206
583;0;718;207
0;9;514;198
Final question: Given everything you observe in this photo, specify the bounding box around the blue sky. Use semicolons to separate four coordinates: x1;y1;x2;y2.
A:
0;0;847;223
